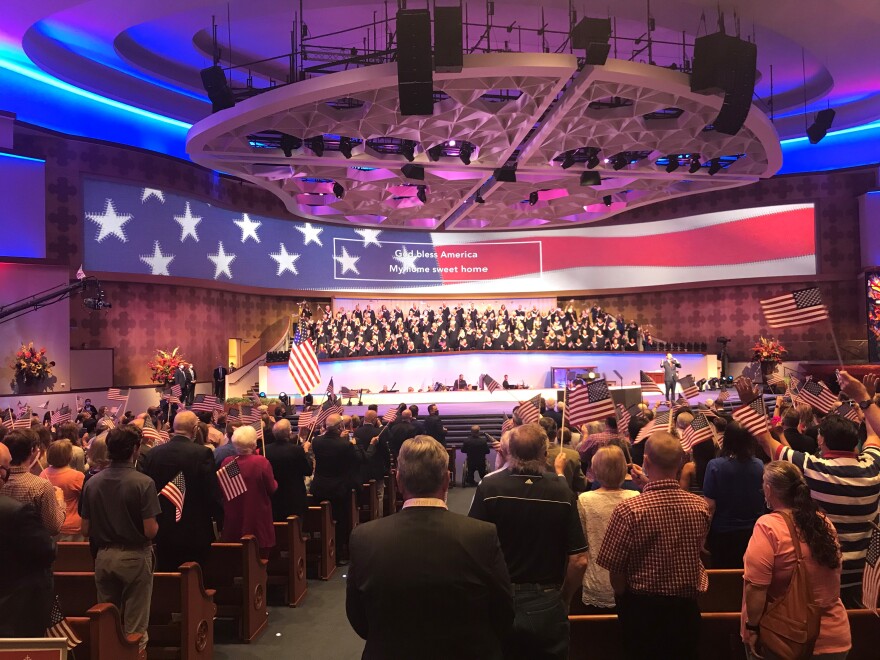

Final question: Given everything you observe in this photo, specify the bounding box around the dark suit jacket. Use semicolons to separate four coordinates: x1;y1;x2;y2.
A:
140;436;222;550
354;425;389;482
0;496;55;637
265;440;313;520
661;359;681;383
173;368;187;390
310;431;371;501
213;367;227;382
346;506;513;660
422;414;447;446
389;421;418;457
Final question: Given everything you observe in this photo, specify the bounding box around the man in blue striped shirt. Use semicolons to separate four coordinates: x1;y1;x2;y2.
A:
754;371;880;607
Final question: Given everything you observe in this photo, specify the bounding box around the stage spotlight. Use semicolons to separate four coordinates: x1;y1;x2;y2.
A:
401;163;425;180
587;371;597;380
708;158;722;175
602;195;613;206
561;150;576;169
586;153;600;169
280;134;302;157
310;135;325;157
333;182;345;199
696;378;707;390
259;391;267;398
528;191;539;206
400;140;416;162
611;155;627;171
807;109;835;144
427;145;443;161
665;156;680;173
416;185;427;203
339;136;353;159
688;156;702;174
475;194;485;204
580;171;601;186
278;392;290;406
494;167;517;183
459;142;473;165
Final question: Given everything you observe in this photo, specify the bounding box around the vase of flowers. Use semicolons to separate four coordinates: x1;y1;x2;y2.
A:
752;336;786;378
10;342;54;393
148;347;186;386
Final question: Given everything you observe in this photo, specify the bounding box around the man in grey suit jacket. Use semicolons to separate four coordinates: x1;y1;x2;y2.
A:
346;436;514;660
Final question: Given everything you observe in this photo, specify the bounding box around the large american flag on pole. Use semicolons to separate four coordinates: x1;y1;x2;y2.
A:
289;314;321;395
640;370;663;395
568;380;616;427
760;287;829;328
732;398;769;436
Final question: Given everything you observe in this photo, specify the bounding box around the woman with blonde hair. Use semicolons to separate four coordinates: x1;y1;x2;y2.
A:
742;461;850;659
576;445;639;610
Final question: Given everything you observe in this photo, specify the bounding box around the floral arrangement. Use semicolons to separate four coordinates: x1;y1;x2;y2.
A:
752;336;787;363
10;342;53;385
148;347;186;385
869;274;880;341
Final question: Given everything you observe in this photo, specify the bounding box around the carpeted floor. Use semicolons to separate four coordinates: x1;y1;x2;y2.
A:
212;485;477;659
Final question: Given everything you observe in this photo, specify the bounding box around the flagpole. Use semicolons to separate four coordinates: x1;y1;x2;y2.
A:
827;318;845;367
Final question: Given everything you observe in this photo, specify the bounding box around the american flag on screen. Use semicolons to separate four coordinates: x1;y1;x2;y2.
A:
863;525;880;615
482;374;501;394
159;472;186;522
46;595;82;650
732;398;769;436
568;380;616;427
760;287;829;328
517;394;543;425
217;457;247;501
640;371;663;395
679;376;699;400
681;413;714;452
289;315;321;395
797;380;839;414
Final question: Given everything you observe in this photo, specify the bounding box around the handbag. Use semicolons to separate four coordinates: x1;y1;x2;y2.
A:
758;511;822;660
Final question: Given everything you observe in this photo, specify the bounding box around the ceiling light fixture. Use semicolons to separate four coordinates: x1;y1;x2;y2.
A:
427;145;443;161
310;135;325;157
580;171;601;186
339;136;353;159
611;155;627;171
561;150;576;169
333;182;345;199
586;153;600;169
475;194;485;204
528;191;539;206
708;158;722;175
603;195;613;206
279;134;302;157
688;156;702;173
400;140;416;162
459;142;473;165
417;185;427;203
665;156;680;173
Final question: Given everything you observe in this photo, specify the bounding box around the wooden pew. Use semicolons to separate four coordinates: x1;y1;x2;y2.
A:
848;609;880;660
55;541;94;571
201;535;268;643
392;468;404;512
359;480;380;522
54;562;215;660
268;515;308;607
64;603;141;660
384;471;398;516
303;500;336;580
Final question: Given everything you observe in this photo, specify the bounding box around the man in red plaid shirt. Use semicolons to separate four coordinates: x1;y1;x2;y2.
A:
597;432;710;660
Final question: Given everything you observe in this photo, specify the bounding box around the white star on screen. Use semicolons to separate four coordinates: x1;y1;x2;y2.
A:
334;245;361;275
208;241;236;279
233;213;262;243
297;222;323;246
139;241;175;276
173;202;202;242
393;246;420;273
270;243;301;276
86;198;132;243
355;228;383;247
141;188;166;203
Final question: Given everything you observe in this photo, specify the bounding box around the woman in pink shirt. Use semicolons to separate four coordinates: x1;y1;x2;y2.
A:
39;440;84;541
742;461;850;659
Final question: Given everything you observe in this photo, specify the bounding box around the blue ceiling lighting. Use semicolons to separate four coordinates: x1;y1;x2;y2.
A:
777;119;880;174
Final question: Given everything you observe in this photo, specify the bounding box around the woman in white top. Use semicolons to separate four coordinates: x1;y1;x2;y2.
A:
576;445;640;610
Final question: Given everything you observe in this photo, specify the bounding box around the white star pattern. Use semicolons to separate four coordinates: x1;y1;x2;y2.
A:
233;213;262;243
86;198;132;243
393;246;420;273
141;188;165;203
173;202;202;242
355;228;383;248
208;242;236;279
297;222;323;246
270;243;301;276
139;241;175;276
334;245;361;275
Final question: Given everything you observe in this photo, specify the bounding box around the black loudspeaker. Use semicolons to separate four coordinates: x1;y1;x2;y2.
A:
397;9;434;115
690;32;757;135
807;108;836;144
200;66;236;113
434;6;463;73
571;17;612;65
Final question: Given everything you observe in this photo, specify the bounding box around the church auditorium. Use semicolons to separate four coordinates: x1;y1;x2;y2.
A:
1;2;880;659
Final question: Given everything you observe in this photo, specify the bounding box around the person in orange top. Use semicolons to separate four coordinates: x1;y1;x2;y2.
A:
40;440;84;540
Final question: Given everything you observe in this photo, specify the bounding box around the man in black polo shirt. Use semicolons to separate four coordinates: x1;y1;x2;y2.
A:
81;425;161;652
469;424;588;660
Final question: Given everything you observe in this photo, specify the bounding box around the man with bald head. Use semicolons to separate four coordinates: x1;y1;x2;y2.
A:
140;410;223;571
597;432;710;660
310;413;376;563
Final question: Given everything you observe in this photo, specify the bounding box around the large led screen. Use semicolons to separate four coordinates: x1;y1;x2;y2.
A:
83;178;816;293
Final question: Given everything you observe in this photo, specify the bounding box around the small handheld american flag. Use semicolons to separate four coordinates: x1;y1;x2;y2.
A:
382;407;399;424
46;595;82;649
797;380;839;414
678;376;700;400
482;374;501;394
732;398;769;436
640;371;663;395
159;472;186;522
567;380;616;427
191;394;219;413
760;287;829;328
681;413;713;452
107;387;129;401
517;394;543;425
217;457;247;501
862;524;880;615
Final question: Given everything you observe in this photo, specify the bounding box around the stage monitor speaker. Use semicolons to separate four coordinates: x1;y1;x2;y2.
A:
200;66;236;113
434;6;463;72
610;387;642;409
397;9;434;115
571;17;612;65
690;32;757;135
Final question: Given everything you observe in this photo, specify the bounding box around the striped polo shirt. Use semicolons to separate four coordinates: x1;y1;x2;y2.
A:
778;445;880;588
